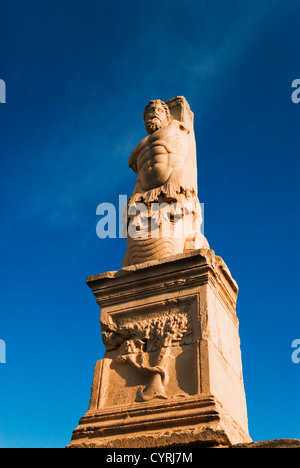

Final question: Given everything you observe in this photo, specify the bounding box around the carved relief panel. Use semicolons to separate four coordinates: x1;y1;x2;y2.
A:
97;296;200;408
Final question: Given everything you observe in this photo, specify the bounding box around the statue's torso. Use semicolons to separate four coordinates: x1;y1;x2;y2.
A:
135;122;188;191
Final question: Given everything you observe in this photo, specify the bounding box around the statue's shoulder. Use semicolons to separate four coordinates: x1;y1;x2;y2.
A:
133;134;150;155
156;120;190;138
129;134;149;173
150;121;190;141
170;119;190;134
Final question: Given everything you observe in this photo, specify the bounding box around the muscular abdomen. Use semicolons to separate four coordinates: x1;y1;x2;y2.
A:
138;144;173;190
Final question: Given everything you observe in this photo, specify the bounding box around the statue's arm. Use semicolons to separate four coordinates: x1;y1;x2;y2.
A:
129;148;138;173
164;121;195;195
128;136;148;174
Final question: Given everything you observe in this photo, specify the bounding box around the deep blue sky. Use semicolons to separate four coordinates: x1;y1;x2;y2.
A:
0;0;299;448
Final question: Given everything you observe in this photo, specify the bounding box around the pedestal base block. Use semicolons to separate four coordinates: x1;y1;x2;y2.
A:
68;250;252;448
69;394;250;448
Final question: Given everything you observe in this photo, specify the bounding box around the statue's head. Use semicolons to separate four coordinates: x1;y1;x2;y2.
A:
143;99;171;134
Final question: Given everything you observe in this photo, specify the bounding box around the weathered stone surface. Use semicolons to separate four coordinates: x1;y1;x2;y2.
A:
228;439;300;449
122;96;209;267
68;250;251;448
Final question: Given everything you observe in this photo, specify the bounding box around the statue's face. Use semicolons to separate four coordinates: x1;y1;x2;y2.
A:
144;103;169;134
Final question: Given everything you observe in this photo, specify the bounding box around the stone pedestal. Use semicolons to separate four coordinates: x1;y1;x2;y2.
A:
68;249;251;448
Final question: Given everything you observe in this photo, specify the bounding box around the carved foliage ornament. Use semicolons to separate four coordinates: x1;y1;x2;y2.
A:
102;311;192;402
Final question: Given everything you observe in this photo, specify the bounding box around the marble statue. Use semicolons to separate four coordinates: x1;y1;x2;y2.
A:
123;96;209;267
